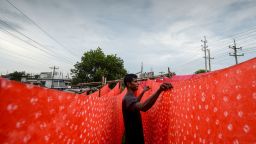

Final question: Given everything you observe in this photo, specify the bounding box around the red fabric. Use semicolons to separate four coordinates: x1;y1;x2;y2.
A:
169;74;195;81
140;58;256;143
0;81;123;143
88;84;111;97
80;91;88;96
155;77;164;83
0;58;255;143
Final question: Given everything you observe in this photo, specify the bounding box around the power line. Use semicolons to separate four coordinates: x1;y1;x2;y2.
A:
211;41;256;55
212;48;255;64
0;44;46;65
0;36;79;67
0;46;43;70
0;28;73;66
177;44;254;72
206;29;256;55
213;54;234;63
209;26;256;46
242;46;256;51
0;27;50;54
210;34;256;51
204;34;256;59
240;41;256;47
242;49;256;52
0;25;74;65
195;30;256;66
152;27;256;73
5;0;79;60
0;19;52;54
0;17;75;64
177;41;254;72
242;49;256;53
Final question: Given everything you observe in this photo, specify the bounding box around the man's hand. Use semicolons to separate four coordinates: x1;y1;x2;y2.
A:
143;86;150;92
136;82;173;112
137;86;151;102
159;83;173;92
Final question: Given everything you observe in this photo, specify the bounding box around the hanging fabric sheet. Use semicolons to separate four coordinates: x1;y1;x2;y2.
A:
141;58;256;143
0;81;123;143
0;58;255;143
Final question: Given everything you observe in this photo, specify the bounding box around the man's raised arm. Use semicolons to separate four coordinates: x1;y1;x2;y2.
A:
137;86;150;102
135;83;173;112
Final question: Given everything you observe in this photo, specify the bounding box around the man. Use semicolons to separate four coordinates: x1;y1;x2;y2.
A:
122;74;173;144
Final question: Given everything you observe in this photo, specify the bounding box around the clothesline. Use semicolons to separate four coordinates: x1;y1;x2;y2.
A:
78;73;174;86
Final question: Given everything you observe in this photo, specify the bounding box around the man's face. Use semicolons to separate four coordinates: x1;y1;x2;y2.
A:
128;78;139;91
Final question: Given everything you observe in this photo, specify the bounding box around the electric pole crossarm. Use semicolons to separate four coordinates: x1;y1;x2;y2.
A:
229;53;244;56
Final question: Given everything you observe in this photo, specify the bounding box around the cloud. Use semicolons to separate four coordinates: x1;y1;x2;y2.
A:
0;0;255;75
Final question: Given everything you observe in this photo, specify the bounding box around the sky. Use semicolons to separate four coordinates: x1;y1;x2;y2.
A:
0;0;256;77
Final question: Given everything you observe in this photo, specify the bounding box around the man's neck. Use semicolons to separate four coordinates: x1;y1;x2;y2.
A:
126;88;135;96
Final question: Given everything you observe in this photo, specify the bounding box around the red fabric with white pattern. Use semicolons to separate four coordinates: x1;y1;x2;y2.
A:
0;81;123;143
141;58;256;144
0;58;256;143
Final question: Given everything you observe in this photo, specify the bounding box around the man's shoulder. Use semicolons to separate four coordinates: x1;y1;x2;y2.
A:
123;94;137;101
122;94;138;107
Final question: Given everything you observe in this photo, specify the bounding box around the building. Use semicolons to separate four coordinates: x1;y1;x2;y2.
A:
138;71;154;79
21;72;71;89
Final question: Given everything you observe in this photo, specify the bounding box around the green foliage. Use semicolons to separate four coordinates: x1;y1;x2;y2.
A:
7;71;26;81
71;47;127;85
194;69;208;74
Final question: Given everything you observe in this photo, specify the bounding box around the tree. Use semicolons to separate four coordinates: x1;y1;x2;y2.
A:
7;71;26;81
194;69;208;74
71;47;127;85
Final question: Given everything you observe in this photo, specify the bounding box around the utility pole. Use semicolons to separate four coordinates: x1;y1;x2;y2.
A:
140;62;143;78
207;49;214;71
141;62;143;74
201;36;208;71
168;67;171;77
49;66;59;88
229;39;244;64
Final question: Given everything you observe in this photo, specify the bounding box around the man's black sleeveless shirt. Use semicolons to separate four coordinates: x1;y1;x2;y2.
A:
122;94;144;144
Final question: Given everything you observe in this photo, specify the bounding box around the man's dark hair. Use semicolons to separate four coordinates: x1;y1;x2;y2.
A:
124;74;137;87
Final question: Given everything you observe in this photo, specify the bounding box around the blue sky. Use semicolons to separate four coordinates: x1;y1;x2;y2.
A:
0;0;255;76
